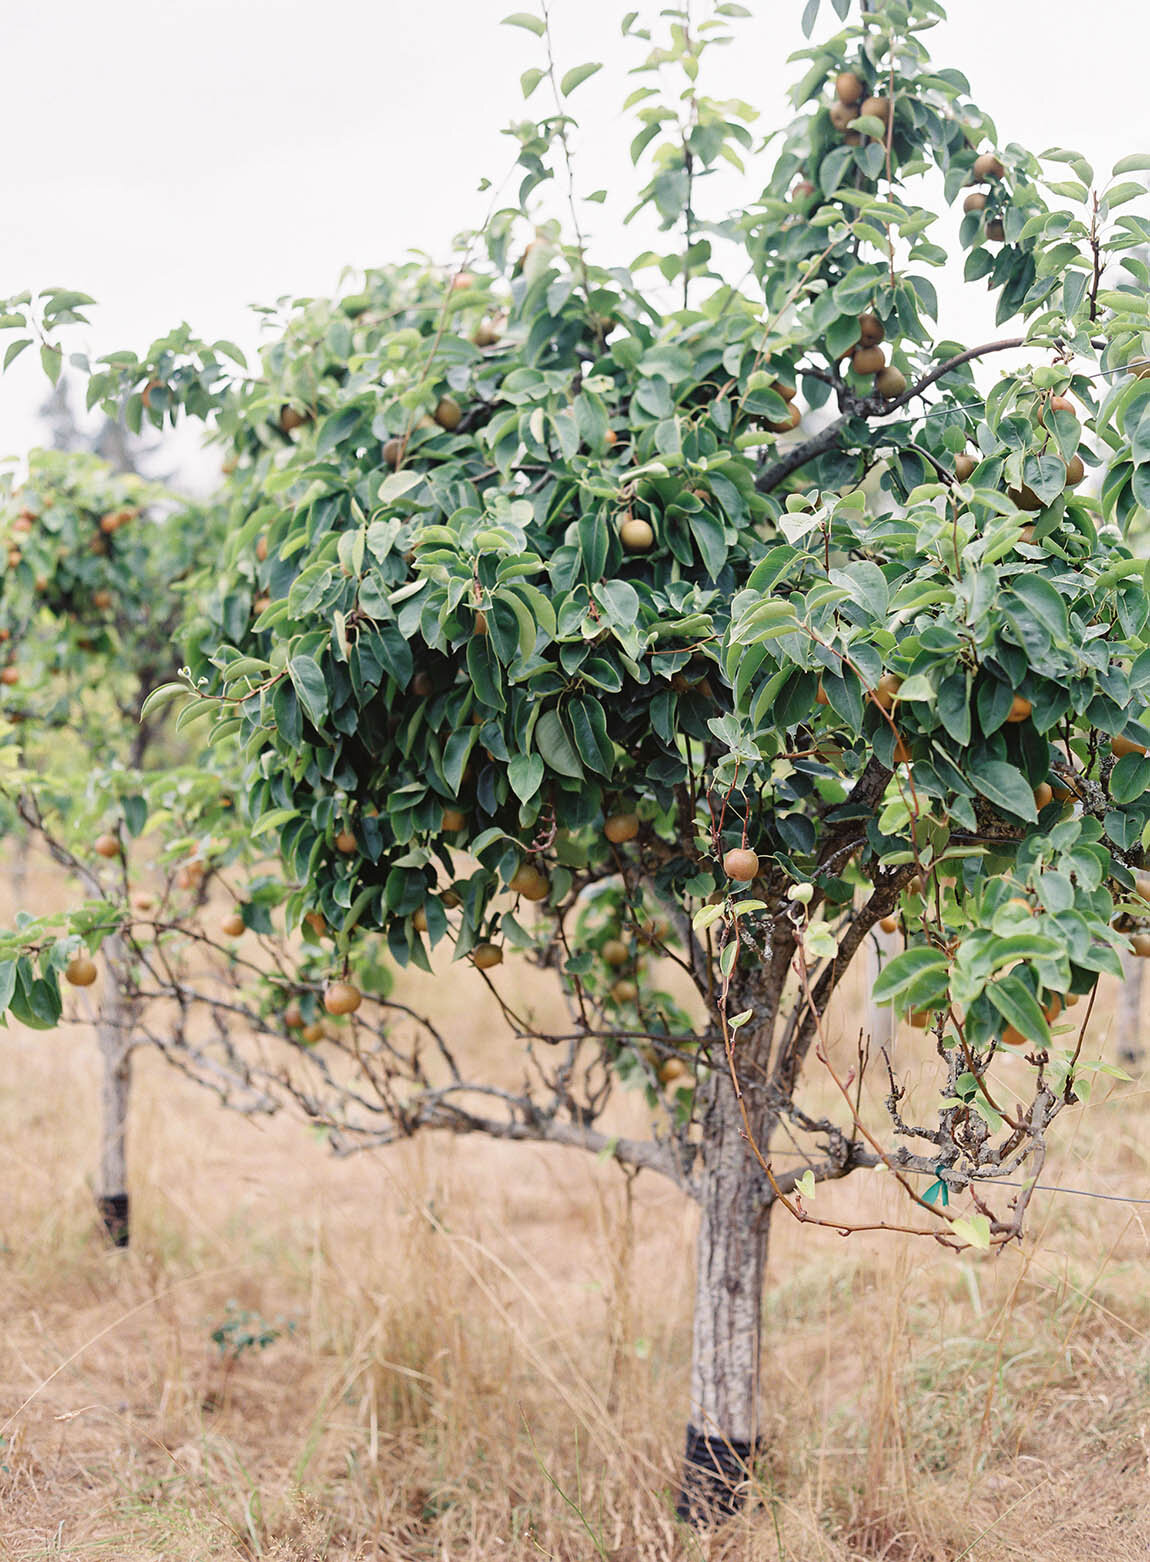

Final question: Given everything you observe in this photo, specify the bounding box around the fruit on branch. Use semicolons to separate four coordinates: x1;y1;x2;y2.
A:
1002;995;1063;1047
324;980;363;1016
602;938;629;968
0;666;18;686
954;452;977;481
963;191;988;213
765;403;802;432
860;95;891;125
1111;732;1149;758
892;732;912;765
857;312;884;347
300;1021;325;1044
659;1056;688;1084
1007;481;1043;511
1005;695;1032;724
412;906;428;933
256;535;268;562
875;365;907;398
1064;454;1085;486
412;671;434;697
816;680;830;706
441;806;466;831
509;862;550;901
791;180;816;201
829;99;856;132
64;955;98;987
282;1001;303;1029
279;406;308;434
986;219;1005;241
220;911;245;938
472;319;502;348
879;916;899;934
1131;932;1150;958
852;345;886;376
619;515;655;552
93;833;120;858
612;979;638;1003
723;847;759;882
873;672;903;710
1033;782;1054;810
92;590;113;610
835;71;864;104
141;379;164;410
434;396;462;431
604;811;639;844
382;437;404;469
472;941;503;970
304;910;327;936
334;829;357;854
772;379;797;402
131;892;155;912
973;151;1005;180
908;1010;932;1029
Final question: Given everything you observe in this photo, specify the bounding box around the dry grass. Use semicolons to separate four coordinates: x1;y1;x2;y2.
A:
1;864;1149;1559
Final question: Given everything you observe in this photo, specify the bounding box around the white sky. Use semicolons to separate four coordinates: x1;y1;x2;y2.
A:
1;0;1146;474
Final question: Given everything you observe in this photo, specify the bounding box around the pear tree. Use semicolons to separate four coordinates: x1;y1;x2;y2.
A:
4;0;1150;1523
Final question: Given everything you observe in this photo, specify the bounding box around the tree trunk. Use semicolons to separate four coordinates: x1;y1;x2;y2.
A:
678;1064;772;1523
95;942;133;1246
1117;951;1145;1071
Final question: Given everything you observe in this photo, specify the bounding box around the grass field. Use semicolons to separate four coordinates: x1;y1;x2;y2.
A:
2;861;1149;1560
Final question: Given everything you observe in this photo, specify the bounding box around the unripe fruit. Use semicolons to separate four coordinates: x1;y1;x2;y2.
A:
857;312;884;347
220;911;245;938
1007;483;1043;511
963;191;988;214
723;847;759;882
874;672;903;710
324;981;363;1016
382;437;404;468
510;862;550;902
472;942;503;970
472;320;501;348
619;516;654;552
604;812;639;844
852;345;886;376
1132;932;1150;958
65;955;98;987
860;96;890;125
441;807;467;832
985;219;1005;242
829;100;856;132
659;1057;688;1085
434;396;462;431
835;71;864;104
280;406;307;434
765;403;802;432
1005;695;1032;724
94;833;120;859
973;152;1005;181
301;1021;325;1044
304;911;328;936
283;1001;303;1029
954;452;977;481
256;535;269;562
1064;454;1085;487
334;829;357;854
413;906;428;933
0;666;18;686
1112;732;1149;758
875;366;907;399
1033;782;1054;810
602;938;629;968
612;978;639;1004
879;916;899;934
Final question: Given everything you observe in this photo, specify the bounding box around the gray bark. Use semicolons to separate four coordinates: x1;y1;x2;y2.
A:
96;937;133;1246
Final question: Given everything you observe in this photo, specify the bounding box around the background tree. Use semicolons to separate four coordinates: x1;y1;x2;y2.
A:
3;0;1150;1523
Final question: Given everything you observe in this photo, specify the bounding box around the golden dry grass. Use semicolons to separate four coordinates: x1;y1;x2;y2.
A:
1;859;1149;1559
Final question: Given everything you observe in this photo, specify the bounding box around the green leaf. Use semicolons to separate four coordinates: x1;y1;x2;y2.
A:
1110;751;1150;805
871;946;950;1007
139;681;193;720
1112;153;1150;175
520;66;545;99
251;807;299;839
3;337;32;370
986;973;1050;1046
287;655;329;729
969;759;1038;823
951;1214;991;1250
502;10;545;34
0;960;15;1014
508;751;545;802
1008;574;1068;644
534;708;583;778
40;343;62;384
560;62;602;96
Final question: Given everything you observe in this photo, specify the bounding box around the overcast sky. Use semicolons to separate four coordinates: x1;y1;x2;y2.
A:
1;0;1146;474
